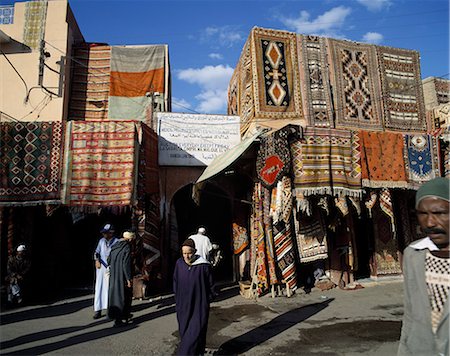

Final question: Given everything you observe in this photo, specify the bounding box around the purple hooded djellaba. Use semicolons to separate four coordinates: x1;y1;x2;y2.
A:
173;255;214;355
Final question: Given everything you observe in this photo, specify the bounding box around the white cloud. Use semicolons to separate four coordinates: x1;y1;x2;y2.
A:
209;53;223;60
177;65;234;113
356;0;391;12
362;32;384;44
200;26;243;47
278;6;352;37
195;89;228;113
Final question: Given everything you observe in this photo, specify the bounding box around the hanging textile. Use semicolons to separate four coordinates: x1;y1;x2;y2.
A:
379;188;396;236
263;187;279;285
335;197;349;217
364;191;378;218
256;129;291;189
233;223;249;255
69;44;111;121
297;35;334;128
23;0;47;50
360;130;407;188
0;121;63;206
251;27;303;120
404;134;440;189
62;121;138;207
377;46;426;132
327;39;383;131
273;221;298;291
108;45;169;121
294;207;328;263
372;203;402;276
250;183;268;295
291;127;362;197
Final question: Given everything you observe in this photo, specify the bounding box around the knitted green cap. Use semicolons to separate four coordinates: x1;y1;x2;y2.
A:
415;177;450;208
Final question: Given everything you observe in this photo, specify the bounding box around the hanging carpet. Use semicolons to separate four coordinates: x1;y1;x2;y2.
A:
360;130;407;188
404;134;440;189
297;35;334;128
0;121;63;206
62;121;138;207
377;46;426;132
23;0;47;50
327;39;383;131
291;127;362;197
251;27;303;120
69;44;111;121
108;45;168;121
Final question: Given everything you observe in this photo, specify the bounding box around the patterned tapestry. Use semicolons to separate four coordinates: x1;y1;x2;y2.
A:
298;35;334;128
23;0;47;50
377;46;426;131
62;121;138;207
404;134;440;189
69;44;111;121
290;127;362;197
372;203;402;276
228;63;239;116
251;27;302;120
256;129;291;189
328;39;383;131
108;45;169;121
239;39;255;135
360;130;408;188
233;222;249;255
273;221;298;291
0;121;63;206
263;187;279;285
250;183;268;295
133;193;162;289
435;78;450;105
294;207;328;263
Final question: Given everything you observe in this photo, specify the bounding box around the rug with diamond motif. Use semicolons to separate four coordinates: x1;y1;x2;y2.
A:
328;39;383;131
0;121;63;205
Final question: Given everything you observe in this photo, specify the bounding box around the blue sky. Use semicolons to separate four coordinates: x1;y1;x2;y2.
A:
6;0;449;114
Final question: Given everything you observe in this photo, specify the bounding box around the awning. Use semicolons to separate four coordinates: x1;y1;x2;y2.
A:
195;131;261;184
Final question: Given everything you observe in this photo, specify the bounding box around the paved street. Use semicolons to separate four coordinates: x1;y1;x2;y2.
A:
1;279;403;355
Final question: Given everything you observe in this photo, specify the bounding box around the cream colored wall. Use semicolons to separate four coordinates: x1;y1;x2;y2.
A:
422;77;439;111
0;0;71;122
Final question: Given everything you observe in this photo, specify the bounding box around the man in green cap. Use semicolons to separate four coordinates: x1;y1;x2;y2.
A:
398;177;449;355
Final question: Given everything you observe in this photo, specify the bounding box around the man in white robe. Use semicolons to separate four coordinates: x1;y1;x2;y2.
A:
93;224;118;319
188;227;213;261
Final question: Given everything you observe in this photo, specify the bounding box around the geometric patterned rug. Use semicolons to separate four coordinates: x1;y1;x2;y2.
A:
62;121;137;207
377;46;427;132
298;35;334;128
0;121;63;205
328;39;384;131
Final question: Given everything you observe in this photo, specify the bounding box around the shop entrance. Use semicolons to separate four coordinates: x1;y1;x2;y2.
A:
172;183;233;283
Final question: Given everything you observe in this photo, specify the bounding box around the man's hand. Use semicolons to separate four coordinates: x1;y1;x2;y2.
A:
95;260;101;269
126;280;132;288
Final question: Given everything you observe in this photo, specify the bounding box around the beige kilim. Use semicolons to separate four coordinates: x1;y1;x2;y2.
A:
239;39;255;136
377;46;426;132
328;39;384;131
298;35;334;128
69;45;111;121
23;0;47;50
425;252;450;334
228;63;240;116
251;27;302;120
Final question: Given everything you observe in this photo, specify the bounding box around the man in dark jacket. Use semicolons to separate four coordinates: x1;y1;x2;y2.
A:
173;238;214;355
108;231;135;327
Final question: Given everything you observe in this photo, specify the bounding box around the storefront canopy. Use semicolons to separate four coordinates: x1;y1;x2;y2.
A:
195;131;262;184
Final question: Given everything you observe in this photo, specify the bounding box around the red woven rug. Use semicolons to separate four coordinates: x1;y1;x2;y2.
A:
63;121;137;207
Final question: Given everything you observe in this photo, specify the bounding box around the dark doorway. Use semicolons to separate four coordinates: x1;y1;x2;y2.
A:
172;183;233;283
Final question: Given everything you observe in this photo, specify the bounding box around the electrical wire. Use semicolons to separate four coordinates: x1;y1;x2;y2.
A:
1;48;29;103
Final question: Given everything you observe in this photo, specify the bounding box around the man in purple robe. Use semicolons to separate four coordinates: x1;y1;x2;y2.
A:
173;238;214;355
